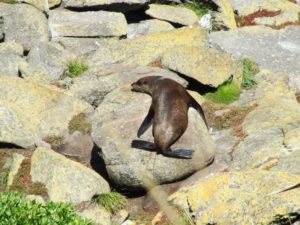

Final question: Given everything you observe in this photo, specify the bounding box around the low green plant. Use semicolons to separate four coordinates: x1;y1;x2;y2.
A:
0;0;17;3
94;192;127;214
63;59;88;79
0;168;9;186
180;1;212;18
43;135;64;146
242;58;259;89
204;81;241;104
0;191;92;225
68;113;91;134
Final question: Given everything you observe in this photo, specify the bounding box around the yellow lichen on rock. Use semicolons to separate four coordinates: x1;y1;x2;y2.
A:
0;76;93;148
88;26;208;67
169;170;300;225
161;46;243;87
214;0;237;29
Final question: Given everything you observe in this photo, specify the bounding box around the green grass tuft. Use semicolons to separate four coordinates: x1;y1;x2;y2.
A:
94;192;127;214
68;113;91;135
204;81;241;104
242;58;259;89
180;1;212;18
0;191;92;225
63;59;88;79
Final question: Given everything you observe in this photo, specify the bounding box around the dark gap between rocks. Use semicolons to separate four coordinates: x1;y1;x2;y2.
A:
64;3;148;13
174;70;216;94
18;70;23;78
0;16;4;43
270;211;300;225
90;146;110;181
0;142;23;149
23;49;30;56
125;7;152;24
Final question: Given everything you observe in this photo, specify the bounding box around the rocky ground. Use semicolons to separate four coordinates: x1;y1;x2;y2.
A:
0;0;300;224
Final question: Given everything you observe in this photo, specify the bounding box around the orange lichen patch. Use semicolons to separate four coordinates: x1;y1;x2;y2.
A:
231;125;245;138
148;59;163;68
237;9;281;27
271;21;300;29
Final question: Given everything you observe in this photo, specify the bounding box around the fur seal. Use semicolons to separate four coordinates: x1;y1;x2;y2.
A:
131;76;208;159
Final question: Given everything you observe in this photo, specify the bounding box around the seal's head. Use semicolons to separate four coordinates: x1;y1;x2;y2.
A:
131;76;161;95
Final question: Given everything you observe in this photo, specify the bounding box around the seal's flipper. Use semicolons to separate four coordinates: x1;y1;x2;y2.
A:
163;149;194;159
131;140;156;151
189;97;208;129
137;105;154;137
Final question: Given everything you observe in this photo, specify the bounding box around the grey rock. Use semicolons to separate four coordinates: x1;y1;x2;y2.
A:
209;25;300;89
211;128;240;163
53;37;116;56
65;64;188;107
91;86;215;189
78;203;111;225
53;131;94;167
31;147;110;203
21;42;71;80
128;19;174;39
63;0;149;12
145;4;198;25
0;3;48;51
271;150;300;175
229;71;300;170
49;9;127;38
0;41;25;76
20;41;70;80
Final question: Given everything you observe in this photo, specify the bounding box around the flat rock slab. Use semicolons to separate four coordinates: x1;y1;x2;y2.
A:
63;0;149;11
53;37;115;56
88;26;208;67
31;147;110;203
128;19;174;39
91;85;215;189
0;3;48;51
49;9;127;38
210;25;300;89
229;0;300;26
65;64;187;107
0;76;93;148
161;46;243;87
145;4;198;26
170;170;300;224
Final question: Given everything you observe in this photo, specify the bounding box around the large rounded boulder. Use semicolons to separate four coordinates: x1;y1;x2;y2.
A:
91;84;215;189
